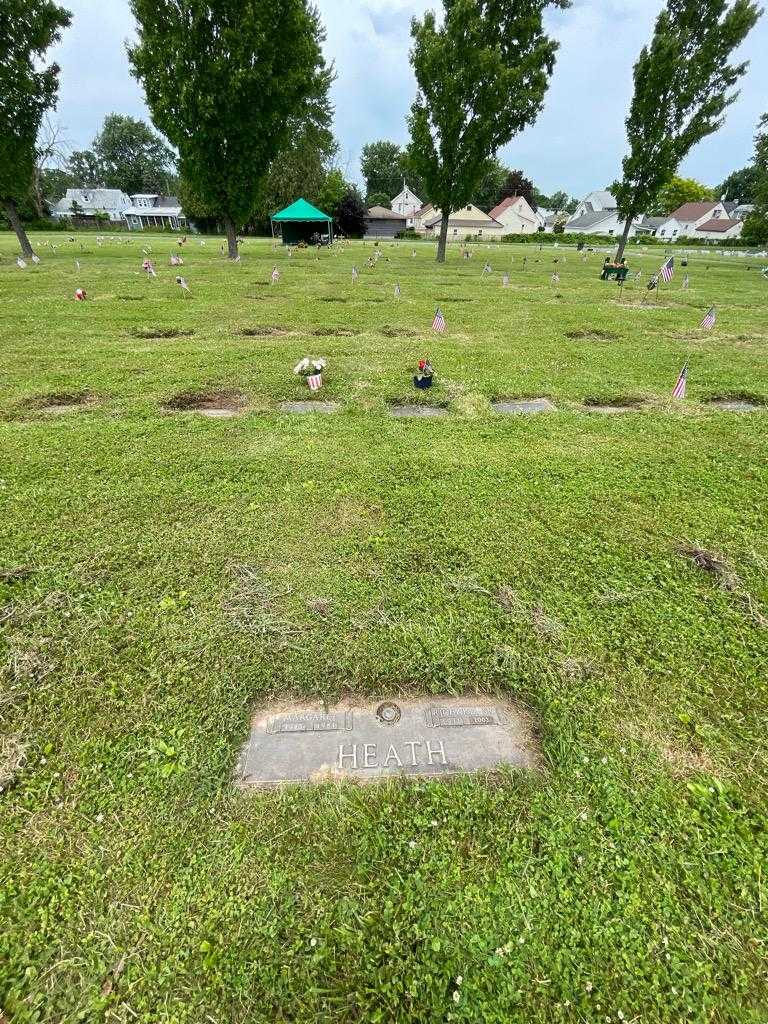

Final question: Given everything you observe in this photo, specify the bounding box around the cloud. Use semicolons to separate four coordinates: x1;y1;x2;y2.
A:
50;0;768;199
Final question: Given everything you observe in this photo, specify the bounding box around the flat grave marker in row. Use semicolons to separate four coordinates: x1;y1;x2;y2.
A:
237;697;538;786
492;398;556;415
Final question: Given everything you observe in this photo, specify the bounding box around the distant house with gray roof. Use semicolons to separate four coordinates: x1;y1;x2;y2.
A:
51;188;132;223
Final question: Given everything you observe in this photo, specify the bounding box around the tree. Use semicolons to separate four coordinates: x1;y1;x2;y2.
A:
360;139;427;205
334;188;367;237
93;113;176;195
128;0;326;259
741;112;768;244
719;164;761;203
407;0;569;262
31;115;68;217
471;156;508;211
542;189;575;213
0;0;71;256
66;149;103;188
496;168;537;210
316;168;349;217
647;175;715;215
612;0;760;261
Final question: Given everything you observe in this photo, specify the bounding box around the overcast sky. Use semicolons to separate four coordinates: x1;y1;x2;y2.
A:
50;0;767;199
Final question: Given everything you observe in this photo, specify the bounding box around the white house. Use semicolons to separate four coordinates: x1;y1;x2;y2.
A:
487;195;539;235
570;189;617;220
564;209;641;237
51;188;132;222
636;215;682;240
390;182;422;227
422;204;505;239
123;195;187;230
670;201;729;237
694;217;743;241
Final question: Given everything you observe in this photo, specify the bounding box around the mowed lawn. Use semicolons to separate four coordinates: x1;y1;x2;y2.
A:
1;231;767;1023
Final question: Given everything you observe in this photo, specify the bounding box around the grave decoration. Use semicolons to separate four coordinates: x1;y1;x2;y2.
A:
414;358;434;390
293;357;327;392
74;288;87;301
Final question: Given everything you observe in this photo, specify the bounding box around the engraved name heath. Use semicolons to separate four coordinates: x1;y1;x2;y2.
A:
338;740;447;770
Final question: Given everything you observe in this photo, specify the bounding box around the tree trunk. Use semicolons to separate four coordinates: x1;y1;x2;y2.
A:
4;199;34;258
614;214;634;263
436;210;450;263
223;215;239;259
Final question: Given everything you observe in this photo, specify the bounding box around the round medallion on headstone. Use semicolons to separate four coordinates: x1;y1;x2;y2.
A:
376;701;401;725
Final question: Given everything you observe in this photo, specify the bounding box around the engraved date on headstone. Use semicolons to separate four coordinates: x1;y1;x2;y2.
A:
425;705;500;728
267;711;352;734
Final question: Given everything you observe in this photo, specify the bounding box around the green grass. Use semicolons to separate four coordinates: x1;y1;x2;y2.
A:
1;232;767;1023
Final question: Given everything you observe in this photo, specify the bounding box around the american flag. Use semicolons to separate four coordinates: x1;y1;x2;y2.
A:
394;282;401;298
352;266;358;282
31;254;40;264
660;256;674;282
672;362;688;399
16;257;26;269
432;307;446;333
482;262;491;275
699;306;716;329
682;274;689;290
175;275;191;295
551;271;560;285
271;267;280;283
307;373;323;391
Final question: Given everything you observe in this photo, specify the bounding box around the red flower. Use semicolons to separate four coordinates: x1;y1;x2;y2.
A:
418;359;426;370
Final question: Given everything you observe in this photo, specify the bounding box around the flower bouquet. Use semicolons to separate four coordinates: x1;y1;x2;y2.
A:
414;357;434;389
293;357;327;392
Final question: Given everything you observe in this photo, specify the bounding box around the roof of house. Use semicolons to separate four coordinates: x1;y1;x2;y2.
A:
565;210;619;230
584;189;617;210
54;188;130;209
125;204;183;217
414;202;434;217
639;216;677;228
271;198;332;222
423;214;502;228
367;205;407;220
696;218;741;232
488;196;536;221
670;201;719;221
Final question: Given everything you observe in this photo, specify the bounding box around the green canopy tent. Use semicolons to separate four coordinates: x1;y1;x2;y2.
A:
270;198;334;245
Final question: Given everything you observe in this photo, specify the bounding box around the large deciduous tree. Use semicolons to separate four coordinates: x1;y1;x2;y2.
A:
496;168;538;211
647;175;715;215
128;0;327;259
612;0;760;261
93;114;176;196
741;113;768;244
718;164;761;204
407;0;569;262
360;140;427;206
0;0;71;256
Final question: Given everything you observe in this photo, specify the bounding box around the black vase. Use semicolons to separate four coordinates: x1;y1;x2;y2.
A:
414;374;433;389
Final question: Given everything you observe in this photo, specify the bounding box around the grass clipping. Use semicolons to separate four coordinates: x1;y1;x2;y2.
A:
677;543;767;627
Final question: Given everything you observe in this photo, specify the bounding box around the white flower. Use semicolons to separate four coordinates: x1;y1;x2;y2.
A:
310;937;317;947
455;976;462;985
586;982;593;992
452;991;460;1004
293;358;310;375
96;813;104;823
408;840;417;849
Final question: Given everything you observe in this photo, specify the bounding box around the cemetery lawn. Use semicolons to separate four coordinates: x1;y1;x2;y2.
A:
2;232;768;1024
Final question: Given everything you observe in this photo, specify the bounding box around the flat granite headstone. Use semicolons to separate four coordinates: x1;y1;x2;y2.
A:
198;408;238;418
237;697;537;786
492;398;556;415
389;404;449;418
706;399;762;412
279;400;341;414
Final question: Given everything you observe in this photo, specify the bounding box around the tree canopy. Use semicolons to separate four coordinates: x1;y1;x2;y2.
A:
407;0;569;261
647;175;715;215
718;164;761;204
612;0;760;259
741;113;768;244
93;114;176;195
496;169;538;211
0;0;71;255
360;140;426;206
128;0;327;257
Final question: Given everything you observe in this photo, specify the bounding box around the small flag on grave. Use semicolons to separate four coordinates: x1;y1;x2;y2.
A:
432;307;446;333
411;249;417;258
75;259;81;271
660;256;675;282
672;362;688;399
75;288;86;301
16;257;27;269
394;282;401;298
31;254;40;264
482;262;491;275
271;267;280;283
682;273;689;290
699;306;716;329
551;271;560;285
175;275;191;295
307;373;323;392
352;266;358;282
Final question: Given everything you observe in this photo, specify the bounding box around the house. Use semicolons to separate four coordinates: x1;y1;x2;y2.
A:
422;204;505;239
365;205;407;239
563;209;640;237
636;215;682;240
487;195;539;235
669;201;729;237
412;202;435;233
570;189;617;220
390;182;422;227
694;218;743;241
123;195;187;231
50;188;132;222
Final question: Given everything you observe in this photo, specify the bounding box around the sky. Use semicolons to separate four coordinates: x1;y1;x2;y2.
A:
50;0;768;200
